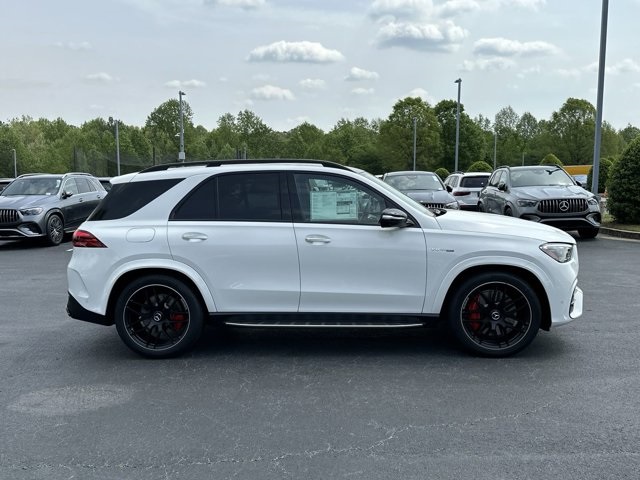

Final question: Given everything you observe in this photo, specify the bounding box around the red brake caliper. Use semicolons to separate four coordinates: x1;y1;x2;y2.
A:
170;313;187;331
467;296;481;331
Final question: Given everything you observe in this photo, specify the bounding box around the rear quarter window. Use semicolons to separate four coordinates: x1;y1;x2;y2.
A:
88;178;183;221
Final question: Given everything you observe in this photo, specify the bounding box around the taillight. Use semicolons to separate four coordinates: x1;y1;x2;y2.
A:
73;230;107;248
453;190;470;196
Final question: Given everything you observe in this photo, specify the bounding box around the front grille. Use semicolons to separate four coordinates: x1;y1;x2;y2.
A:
537;198;588;214
421;202;445;209
0;209;19;224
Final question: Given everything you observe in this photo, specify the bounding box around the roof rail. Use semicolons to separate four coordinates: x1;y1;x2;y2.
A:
140;158;352;174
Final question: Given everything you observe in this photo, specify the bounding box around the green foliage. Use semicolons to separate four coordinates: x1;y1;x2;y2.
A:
607;137;640;224
434;167;450;180
467;161;493;172
548;98;595;164
435;100;487;171
586;158;613;194
540;153;563;166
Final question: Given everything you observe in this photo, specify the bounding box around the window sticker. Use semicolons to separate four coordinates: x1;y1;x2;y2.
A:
310;191;358;220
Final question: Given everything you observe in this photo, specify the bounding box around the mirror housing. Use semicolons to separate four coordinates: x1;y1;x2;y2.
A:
497;182;507;192
446;185;453;193
62;190;74;199
380;208;410;228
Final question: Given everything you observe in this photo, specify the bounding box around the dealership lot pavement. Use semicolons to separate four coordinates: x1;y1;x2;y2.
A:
1;235;639;480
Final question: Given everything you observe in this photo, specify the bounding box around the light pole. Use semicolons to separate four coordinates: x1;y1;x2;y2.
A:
11;148;17;178
109;117;121;176
454;78;462;172
412;117;417;171
591;0;609;195
178;90;186;161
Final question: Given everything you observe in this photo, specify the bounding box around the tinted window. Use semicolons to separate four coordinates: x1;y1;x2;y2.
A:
171;177;216;220
63;179;79;195
489;171;503;187
460;176;489;188
75;177;93;193
510;168;574;187
293;173;387;225
1;177;60;196
217;173;282;221
88;179;183;221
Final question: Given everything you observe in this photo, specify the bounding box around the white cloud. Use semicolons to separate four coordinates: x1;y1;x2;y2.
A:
247;41;345;63
54;41;92;51
205;0;265;9
437;0;481;17
299;78;326;89
369;0;433;19
351;87;375;96
461;57;517;71
406;87;434;103
473;37;560;57
345;67;380;81
164;79;207;88
376;20;468;51
250;85;295;101
85;72;117;83
606;58;640;75
500;0;546;10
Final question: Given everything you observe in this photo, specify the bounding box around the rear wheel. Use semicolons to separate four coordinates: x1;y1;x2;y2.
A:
578;228;599;239
447;272;541;357
45;214;64;246
114;275;204;358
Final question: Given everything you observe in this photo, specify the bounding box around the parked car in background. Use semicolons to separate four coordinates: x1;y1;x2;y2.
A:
0;172;107;245
67;159;582;359
443;172;491;211
382;171;459;210
478;165;601;238
571;174;589;188
0;178;14;193
97;177;113;191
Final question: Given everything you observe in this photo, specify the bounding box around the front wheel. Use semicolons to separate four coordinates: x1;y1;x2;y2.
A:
504;206;514;217
447;272;541;357
114;275;204;358
45;214;64;246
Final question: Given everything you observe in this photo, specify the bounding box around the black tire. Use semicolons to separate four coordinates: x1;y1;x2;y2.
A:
504;206;514;217
578;228;599;239
447;272;541;357
477;202;484;212
114;275;204;358
45;214;64;246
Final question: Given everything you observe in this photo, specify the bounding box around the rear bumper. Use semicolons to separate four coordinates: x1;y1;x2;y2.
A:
67;293;113;326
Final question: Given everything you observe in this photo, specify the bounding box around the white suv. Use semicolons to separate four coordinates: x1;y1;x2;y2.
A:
67;160;583;358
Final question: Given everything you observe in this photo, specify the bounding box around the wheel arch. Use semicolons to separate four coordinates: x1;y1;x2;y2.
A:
440;265;552;331
106;268;211;323
45;208;65;225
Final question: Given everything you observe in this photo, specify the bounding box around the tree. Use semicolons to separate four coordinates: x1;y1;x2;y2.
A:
548;98;596;164
467;161;493;172
435;100;487;172
587;158;613;194
493;106;522;166
540;153;563;166
378;97;441;172
435;167;450;180
607;137;640;223
145;99;194;160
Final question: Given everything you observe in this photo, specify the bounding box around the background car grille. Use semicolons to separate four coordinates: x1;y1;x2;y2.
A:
537;198;588;214
0;209;19;224
421;202;445;209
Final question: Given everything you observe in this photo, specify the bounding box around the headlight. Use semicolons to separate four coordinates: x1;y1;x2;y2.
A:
517;199;538;207
19;207;43;216
540;243;573;263
587;197;599;206
445;201;459;209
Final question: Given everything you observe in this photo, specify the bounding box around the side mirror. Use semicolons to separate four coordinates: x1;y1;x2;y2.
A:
380;208;410;228
497;182;507;192
445;185;453;193
62;190;74;199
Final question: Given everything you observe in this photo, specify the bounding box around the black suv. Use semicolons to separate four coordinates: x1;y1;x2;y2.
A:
0;173;106;245
478;165;601;238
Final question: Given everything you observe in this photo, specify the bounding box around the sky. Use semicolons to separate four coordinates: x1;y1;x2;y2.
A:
2;0;640;133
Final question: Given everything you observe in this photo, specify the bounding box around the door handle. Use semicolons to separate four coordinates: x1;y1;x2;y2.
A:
78;198;84;202
305;235;331;244
182;232;208;242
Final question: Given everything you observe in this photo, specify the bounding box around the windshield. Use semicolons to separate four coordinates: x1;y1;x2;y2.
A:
511;168;574;187
384;173;443;191
1;177;61;196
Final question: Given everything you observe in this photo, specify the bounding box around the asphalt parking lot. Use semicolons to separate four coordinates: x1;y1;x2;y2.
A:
1;235;639;480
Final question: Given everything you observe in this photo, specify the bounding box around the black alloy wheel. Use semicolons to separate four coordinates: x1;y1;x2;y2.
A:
114;275;204;358
447;272;541;357
46;214;64;246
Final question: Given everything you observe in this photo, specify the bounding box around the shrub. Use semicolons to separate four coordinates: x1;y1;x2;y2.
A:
607;137;640;224
586;158;613;194
466;161;493;172
434;167;450;180
540;154;563;166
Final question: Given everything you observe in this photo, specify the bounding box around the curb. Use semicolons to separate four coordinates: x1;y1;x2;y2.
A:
600;226;640;240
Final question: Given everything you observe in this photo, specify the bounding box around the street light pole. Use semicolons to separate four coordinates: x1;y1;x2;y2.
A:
591;0;609;195
11;148;17;178
454;78;462;172
178;90;186;162
109;117;121;176
412;117;417;171
493;132;497;170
